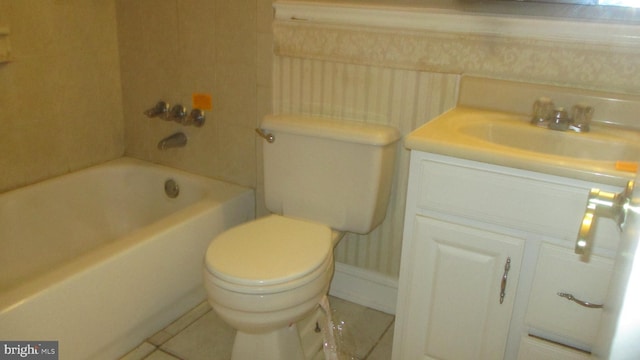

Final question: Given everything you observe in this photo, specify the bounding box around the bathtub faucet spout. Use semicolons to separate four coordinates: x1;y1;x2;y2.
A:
158;132;187;150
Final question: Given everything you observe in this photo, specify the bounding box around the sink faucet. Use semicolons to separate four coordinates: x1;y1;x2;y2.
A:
531;99;593;133
158;132;187;150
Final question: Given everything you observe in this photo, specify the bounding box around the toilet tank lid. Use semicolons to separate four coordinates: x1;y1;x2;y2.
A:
262;114;401;146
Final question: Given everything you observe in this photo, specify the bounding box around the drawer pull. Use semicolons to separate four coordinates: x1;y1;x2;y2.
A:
557;292;603;309
500;257;511;304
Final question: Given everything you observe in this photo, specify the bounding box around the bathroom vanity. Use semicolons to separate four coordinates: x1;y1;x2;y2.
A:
394;151;622;359
392;88;640;359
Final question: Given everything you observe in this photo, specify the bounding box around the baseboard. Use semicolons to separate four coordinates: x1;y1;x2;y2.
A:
328;262;398;315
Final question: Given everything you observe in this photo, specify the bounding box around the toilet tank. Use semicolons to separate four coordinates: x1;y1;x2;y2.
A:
260;114;400;234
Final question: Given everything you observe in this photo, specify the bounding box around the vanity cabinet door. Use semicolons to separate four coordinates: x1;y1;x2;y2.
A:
396;215;525;360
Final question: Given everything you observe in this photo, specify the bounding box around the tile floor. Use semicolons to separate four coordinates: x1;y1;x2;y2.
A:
120;296;394;360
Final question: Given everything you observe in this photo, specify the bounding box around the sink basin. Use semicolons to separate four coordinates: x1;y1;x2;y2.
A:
458;121;640;162
405;107;640;185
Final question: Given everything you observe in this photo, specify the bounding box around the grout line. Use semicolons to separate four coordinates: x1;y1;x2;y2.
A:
143;348;184;360
362;320;395;360
146;302;213;349
119;342;158;360
160;347;186;360
158;302;212;341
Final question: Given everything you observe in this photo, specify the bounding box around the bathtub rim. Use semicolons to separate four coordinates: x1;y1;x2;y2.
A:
0;156;254;314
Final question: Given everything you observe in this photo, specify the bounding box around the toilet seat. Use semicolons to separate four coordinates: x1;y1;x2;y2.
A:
205;215;332;290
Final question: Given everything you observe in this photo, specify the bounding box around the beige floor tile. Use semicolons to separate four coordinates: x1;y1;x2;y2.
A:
161;309;235;360
119;342;156;360
328;297;394;360
147;301;212;347
123;296;394;360
148;330;174;347
365;322;394;360
164;301;212;335
145;350;182;360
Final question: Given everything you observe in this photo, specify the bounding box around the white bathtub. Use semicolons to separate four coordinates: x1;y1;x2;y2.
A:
0;157;254;359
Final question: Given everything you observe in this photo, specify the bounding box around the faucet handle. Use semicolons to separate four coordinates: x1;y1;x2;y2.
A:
531;97;554;127
144;101;170;118
569;103;594;133
168;104;187;123
184;109;206;127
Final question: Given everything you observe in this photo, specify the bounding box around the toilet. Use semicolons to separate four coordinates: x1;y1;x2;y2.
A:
203;114;400;360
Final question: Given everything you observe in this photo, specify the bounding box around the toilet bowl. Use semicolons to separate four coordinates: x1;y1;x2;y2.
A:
204;215;333;359
203;114;400;360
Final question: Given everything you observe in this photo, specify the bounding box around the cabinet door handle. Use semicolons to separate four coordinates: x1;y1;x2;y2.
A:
557;292;604;309
500;257;511;304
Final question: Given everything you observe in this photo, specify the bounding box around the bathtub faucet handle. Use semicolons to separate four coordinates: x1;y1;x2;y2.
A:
168;105;188;123
184;108;206;127
144;101;170;119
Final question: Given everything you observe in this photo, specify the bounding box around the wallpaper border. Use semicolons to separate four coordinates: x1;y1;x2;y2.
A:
273;20;640;95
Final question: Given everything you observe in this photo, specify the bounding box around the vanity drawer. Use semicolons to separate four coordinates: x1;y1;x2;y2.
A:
416;158;621;250
525;243;614;349
517;336;590;360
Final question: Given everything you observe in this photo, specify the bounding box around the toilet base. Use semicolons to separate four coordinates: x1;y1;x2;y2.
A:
230;306;328;360
231;324;306;360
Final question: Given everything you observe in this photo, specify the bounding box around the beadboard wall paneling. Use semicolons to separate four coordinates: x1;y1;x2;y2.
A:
272;56;459;277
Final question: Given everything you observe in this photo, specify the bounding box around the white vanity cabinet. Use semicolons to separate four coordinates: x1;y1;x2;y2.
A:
398;215;525;360
392;151;623;360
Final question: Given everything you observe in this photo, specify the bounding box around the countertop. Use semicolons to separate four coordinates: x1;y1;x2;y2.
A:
405;107;638;187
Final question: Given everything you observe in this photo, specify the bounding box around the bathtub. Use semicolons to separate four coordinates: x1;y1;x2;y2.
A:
0;157;254;359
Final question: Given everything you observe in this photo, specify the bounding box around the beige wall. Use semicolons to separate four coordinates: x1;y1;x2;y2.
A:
116;0;273;188
0;0;124;192
0;0;270;191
